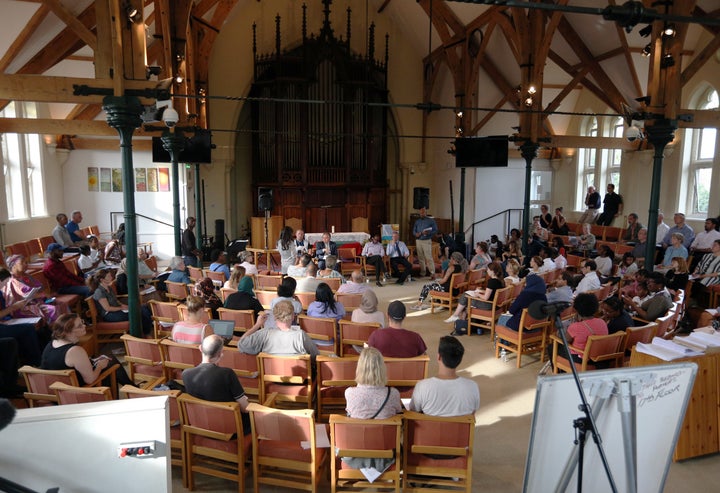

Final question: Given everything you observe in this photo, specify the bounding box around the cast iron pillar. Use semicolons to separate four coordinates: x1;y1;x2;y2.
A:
643;120;677;270
520;142;539;256
103;96;143;337
194;163;202;254
161;130;185;256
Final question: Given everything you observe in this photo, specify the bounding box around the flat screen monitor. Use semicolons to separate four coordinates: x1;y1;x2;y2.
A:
455;135;509;167
152;129;212;164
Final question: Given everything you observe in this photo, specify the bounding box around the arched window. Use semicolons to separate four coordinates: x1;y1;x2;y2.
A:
1;102;46;220
576;117;598;210
684;87;718;216
606;116;625;189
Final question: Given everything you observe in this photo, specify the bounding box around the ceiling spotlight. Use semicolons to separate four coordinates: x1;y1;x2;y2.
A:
641;43;652;57
456;110;463;118
662;24;676;38
527;85;537;95
638;24;652;38
125;5;140;23
145;65;162;79
661;52;675;68
524;97;534;107
175;75;184;84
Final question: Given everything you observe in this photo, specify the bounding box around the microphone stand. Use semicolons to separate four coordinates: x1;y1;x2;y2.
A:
551;310;618;493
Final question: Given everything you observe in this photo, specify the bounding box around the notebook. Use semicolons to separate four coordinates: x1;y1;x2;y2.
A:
209;319;235;344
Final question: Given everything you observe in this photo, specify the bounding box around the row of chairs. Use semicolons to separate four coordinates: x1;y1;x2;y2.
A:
559;222;624;242
3;225;102;261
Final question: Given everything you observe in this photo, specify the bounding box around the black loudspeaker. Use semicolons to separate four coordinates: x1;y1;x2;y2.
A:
214;219;225;251
258;187;273;211
413;187;430;210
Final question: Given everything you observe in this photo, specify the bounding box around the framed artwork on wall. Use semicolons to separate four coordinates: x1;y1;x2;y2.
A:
147;168;158;192
158;167;170;192
135;168;147;192
87;167;98;192
112;168;123;192
100;168;111;192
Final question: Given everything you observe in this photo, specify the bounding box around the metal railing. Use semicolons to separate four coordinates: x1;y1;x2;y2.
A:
464;208;524;253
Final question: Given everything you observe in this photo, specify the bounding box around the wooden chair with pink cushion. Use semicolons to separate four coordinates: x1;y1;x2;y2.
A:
148;300;180;338
159;338;203;384
177;303;212;323
217;307;256;335
255;289;277;309
24;239;43;260
294;292;317;311
298;314;337;356
247;395;329;493
338;247;363;277
121;333;164;388
316;356;358;422
330;414;402;492
121;383;184;477
322;276;342;292
402;410;475;493
257;353;314;409
429;273;468;314
622;323;658;362
85;296;128;349
337;320;380;356
217;348;261;403
5;242;29;257
19;364;120;407
203;269;226;287
219;287;236;302
49;381;113;404
177;393;252;492
385;355;430;399
335;293;363;313
551;331;626;373
256;274;283;291
495;308;552;368
467;285;512;339
187;266;203;283
165;281;190;302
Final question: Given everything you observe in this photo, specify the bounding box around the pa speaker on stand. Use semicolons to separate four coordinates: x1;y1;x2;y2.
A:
258;187;274;212
413;187;430;210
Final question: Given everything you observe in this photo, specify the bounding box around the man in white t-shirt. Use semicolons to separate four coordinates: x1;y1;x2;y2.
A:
409;336;479;417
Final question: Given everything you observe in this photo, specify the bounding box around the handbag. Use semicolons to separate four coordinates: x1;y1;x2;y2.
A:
370;387;392;419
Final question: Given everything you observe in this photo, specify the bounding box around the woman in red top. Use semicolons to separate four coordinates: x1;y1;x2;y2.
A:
564;293;609;365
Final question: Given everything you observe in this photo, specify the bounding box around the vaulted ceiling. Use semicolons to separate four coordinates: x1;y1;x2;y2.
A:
0;0;718;153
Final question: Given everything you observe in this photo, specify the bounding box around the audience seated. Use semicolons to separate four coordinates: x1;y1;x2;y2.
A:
224;277;264;318
445;263;505;324
578;186;601;224
497;274;547;331
601;296;634;334
316;255;344;281
307;282;345;320
183;334;251;435
664;257;689;296
336;270;370;295
237;300;317;356
413;252;467;310
88;269;153;335
42;243;90;297
171;295;213;345
361;234;387;287
621;272;673;323
194;277;223;318
574;223;596;255
166;256;191;284
51;213;80;251
315;231;339;272
656;233;688;271
4;255;67;324
575;260;601;294
345;347;402;419
631;228;648;261
65;211;85;243
237;251;258;276
208;249;231;281
295;262;322;293
623;213;643;243
550;207;569;235
408;336;479;416
548;293;609;369
469;242;492;270
662;212;694;248
504;259;522;285
351;290;386;327
223;265;246;290
0;267;42;366
547;271;575;304
689;218;720;270
287;253;313;278
368;301;426;358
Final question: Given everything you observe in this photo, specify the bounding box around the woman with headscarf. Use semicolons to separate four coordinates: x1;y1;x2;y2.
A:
351;289;386;327
194;277;223;318
497;273;547;331
413;251;468;310
3;254;67;324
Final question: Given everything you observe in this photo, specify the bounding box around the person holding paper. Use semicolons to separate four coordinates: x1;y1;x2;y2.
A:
87;269;153;335
0;267;42;366
3;254;67;324
412;207;438;279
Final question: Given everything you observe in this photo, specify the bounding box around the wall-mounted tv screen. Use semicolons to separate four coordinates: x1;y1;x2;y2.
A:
455;135;509;167
152;129;212;164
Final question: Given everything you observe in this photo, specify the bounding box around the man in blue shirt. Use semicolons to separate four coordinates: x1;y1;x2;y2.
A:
65;210;84;243
662;212;695;249
208;250;231;281
413;207;438;278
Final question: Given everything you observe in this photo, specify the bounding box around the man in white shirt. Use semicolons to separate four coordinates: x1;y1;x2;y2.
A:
656;213;670;245
386;231;412;285
539;247;556;273
575;260;601;294
361;234;386;287
295;262;322;293
690;218;720;258
294;229;311;258
409;336;479;417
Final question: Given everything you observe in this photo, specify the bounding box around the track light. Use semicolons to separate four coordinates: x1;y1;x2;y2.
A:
638;24;652;37
641;43;652;57
456;110;463;118
125;4;141;24
527;85;537;95
175;75;184;84
662;24;676;38
524;97;534;107
145;65;162;79
661;52;675;68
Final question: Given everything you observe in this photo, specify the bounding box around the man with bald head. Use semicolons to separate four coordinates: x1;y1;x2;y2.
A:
336;269;370;294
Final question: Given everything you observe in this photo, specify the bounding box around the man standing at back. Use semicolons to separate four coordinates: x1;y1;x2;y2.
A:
368;300;426;358
183;334;251;435
409;336;479;416
182;217;202;268
413;207;438;279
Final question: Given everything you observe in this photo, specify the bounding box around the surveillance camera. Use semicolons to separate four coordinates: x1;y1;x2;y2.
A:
163;107;179;127
410;167;415;175
626;124;643;142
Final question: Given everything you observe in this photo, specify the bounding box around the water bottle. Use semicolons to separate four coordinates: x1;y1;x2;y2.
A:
500;348;508;363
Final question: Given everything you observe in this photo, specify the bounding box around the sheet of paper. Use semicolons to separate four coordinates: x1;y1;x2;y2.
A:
401;398;411;410
360;467;382;483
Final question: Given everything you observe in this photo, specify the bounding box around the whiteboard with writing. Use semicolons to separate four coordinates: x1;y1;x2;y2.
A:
524;363;697;493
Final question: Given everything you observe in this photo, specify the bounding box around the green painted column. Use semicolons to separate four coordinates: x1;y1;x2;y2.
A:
520;142;539;257
643;120;677;270
103;96;143;337
194;163;202;253
161;130;185;257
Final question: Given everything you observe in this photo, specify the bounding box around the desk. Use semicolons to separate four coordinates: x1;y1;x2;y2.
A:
630;348;720;461
246;247;279;270
306;232;370;245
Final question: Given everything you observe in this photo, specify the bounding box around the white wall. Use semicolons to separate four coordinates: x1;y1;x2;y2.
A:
0;396;170;493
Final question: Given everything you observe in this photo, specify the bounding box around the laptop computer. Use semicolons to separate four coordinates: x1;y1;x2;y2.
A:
209;319;236;344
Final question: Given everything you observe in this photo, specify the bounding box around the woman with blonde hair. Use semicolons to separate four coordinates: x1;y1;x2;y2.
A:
345;347;401;419
224;264;246;290
351;289;386;327
171;295;213;345
504;259;522;285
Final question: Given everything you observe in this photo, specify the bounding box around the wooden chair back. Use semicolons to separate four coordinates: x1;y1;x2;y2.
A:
654;311;678;339
204;269;226;286
589;224;606;241
495;309;551;368
294;292;317;311
217;307;256;334
38;235;54;252
335;293;363;312
84;296;128;348
18;366;79;406
330;415;402;490
187;266;203;282
623;323;658;357
6;242;29;257
49;381;112;404
256;274;283;291
321;276;342;292
604;226;622;242
177;393;251;492
402;411;475;493
385;355;430;398
120;384;184;473
298;314;338;356
429;273;468;314
246;400;326;493
257;353;314;409
614;243;634;256
148;300;180;338
165;281;190;302
337;320;381;356
316;356;358;421
465;268;486;290
121;333;164;387
219;287;236;302
566;254;584;270
159;339;203;383
338;247;361;275
552;331;626;373
468;285;513;339
255;289;277;308
217;349;260;402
